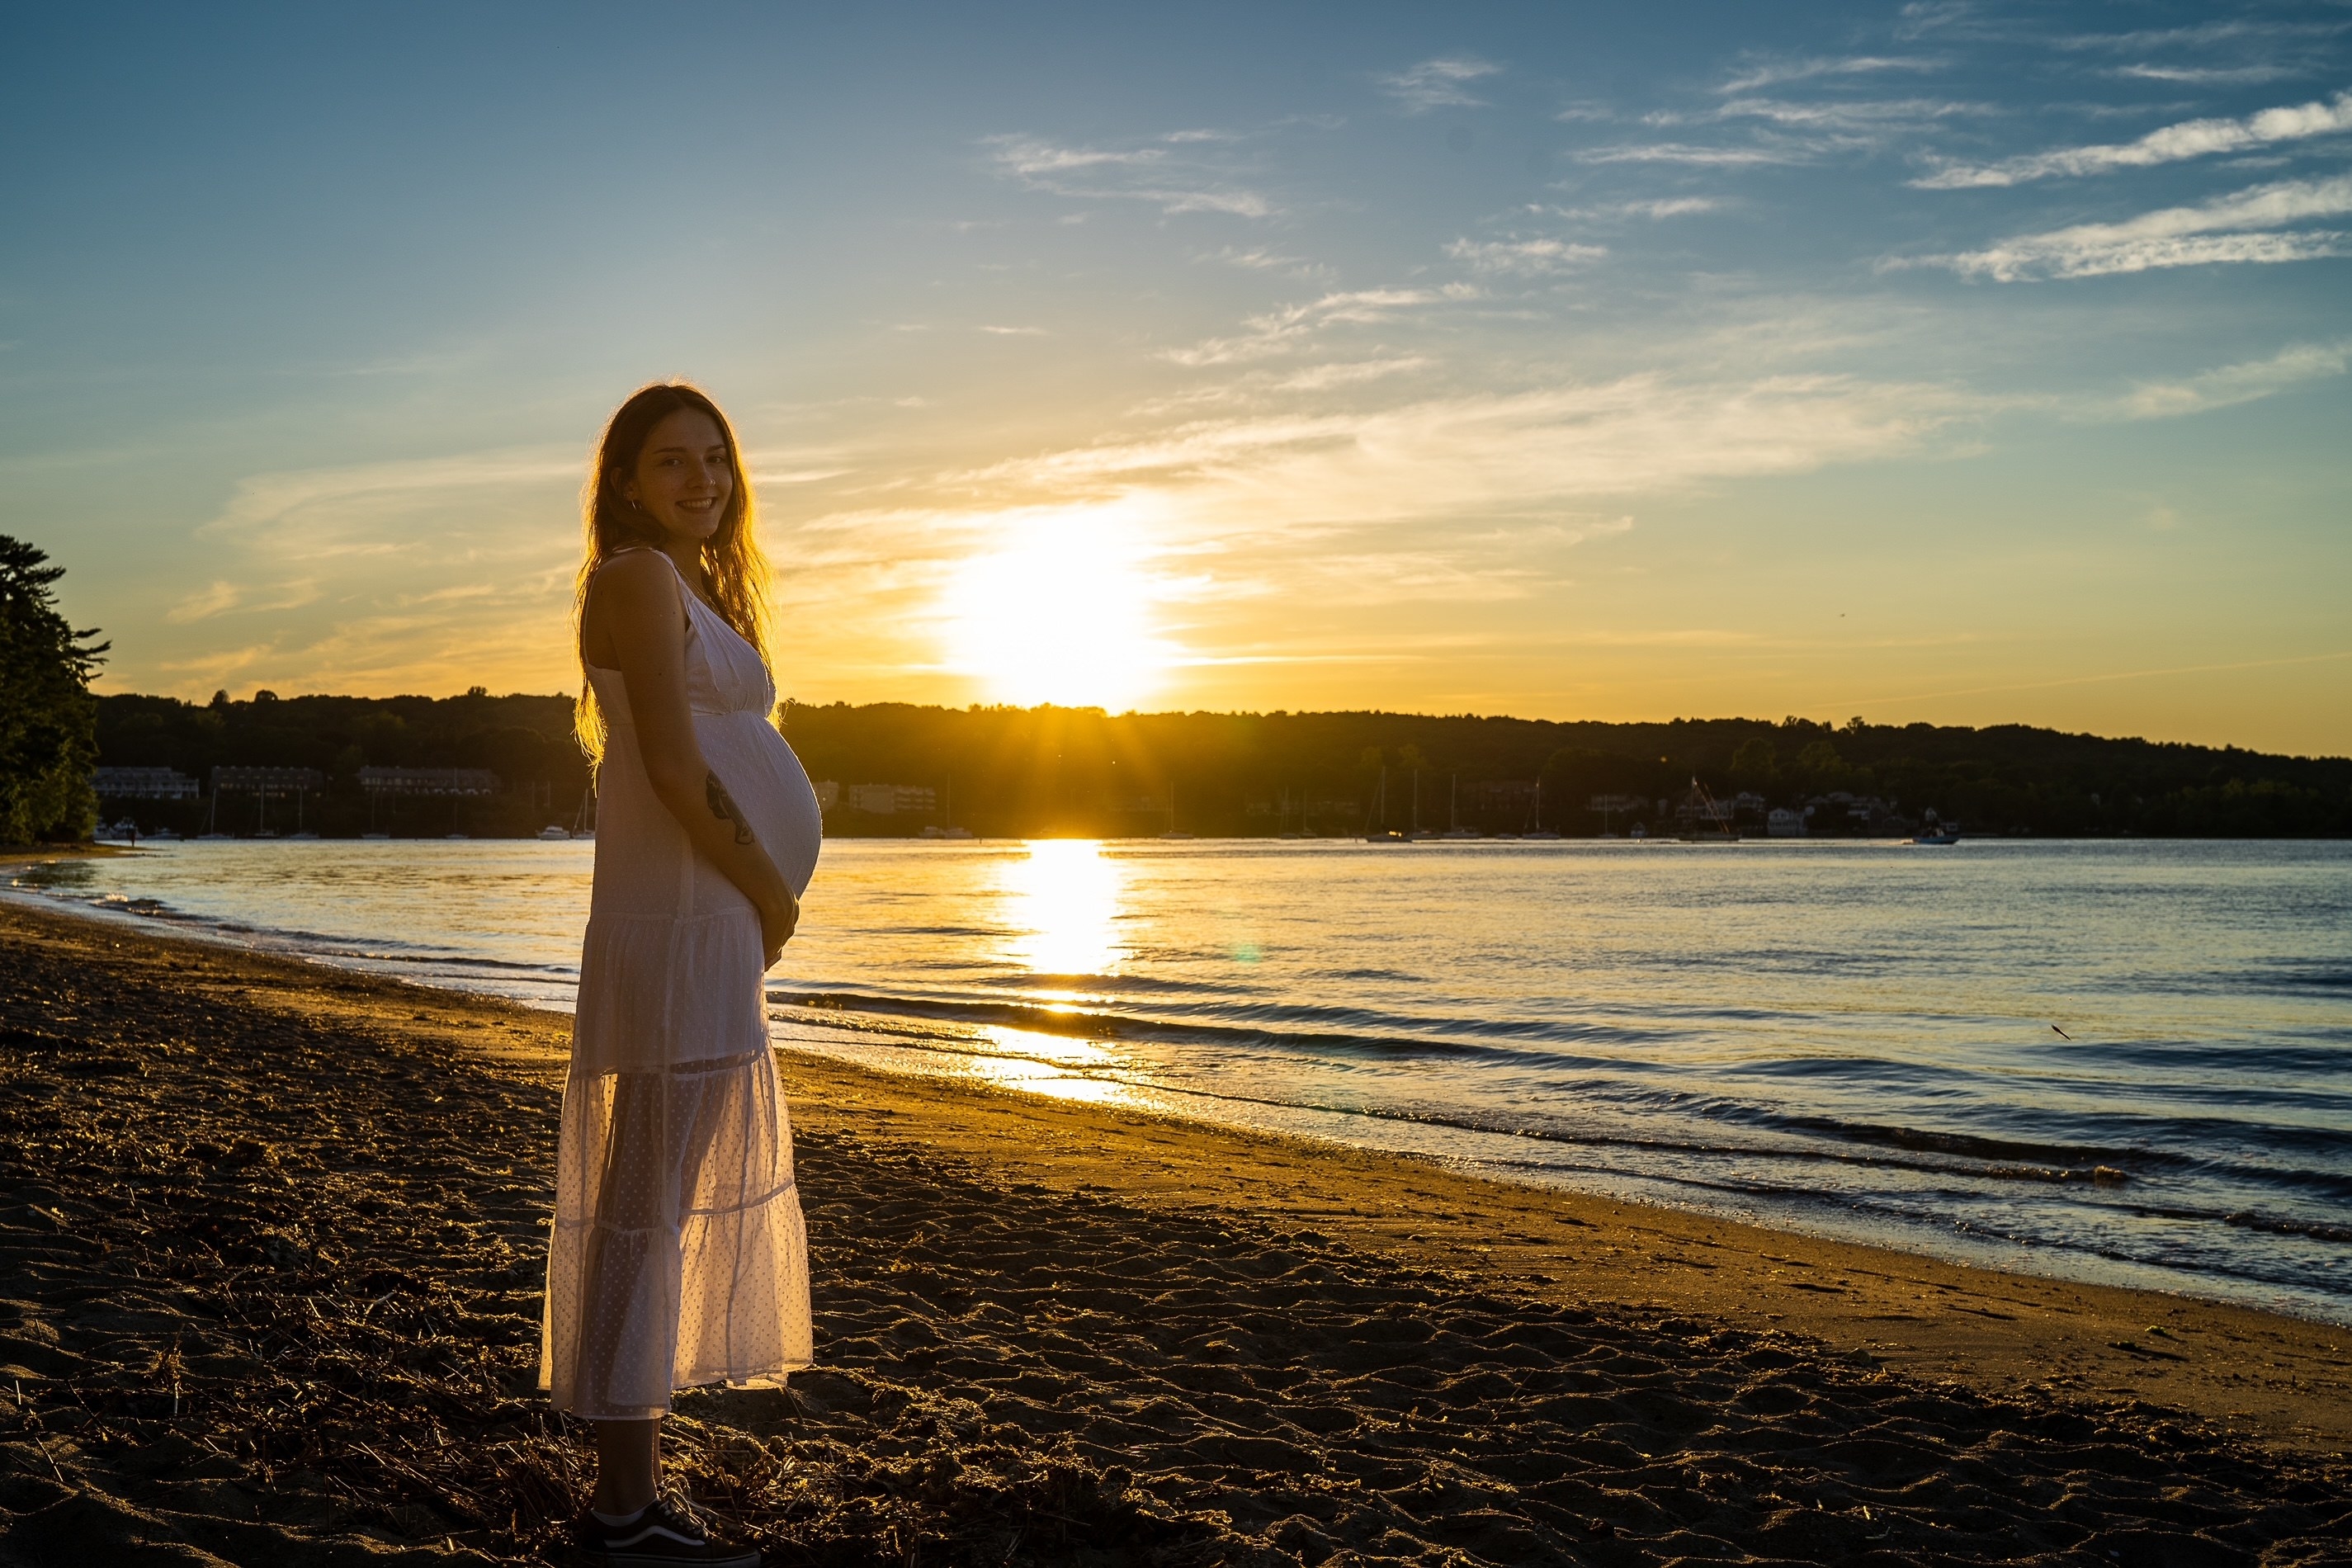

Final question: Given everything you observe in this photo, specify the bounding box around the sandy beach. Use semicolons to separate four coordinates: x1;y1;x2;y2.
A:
1;887;2347;1566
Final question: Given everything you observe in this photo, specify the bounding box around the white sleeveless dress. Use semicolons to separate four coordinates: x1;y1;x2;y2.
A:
541;554;824;1419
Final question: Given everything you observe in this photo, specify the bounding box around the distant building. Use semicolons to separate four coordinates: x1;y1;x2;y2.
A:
94;767;201;800
1800;792;1900;835
812;780;841;813
207;765;330;835
356;767;499;796
215;765;328;796
1462;779;1538;815
846;783;936;816
1767;807;1806;838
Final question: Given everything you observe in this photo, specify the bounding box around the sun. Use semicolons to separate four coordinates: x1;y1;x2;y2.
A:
938;505;1173;710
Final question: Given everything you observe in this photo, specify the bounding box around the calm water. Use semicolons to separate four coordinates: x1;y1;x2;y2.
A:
10;838;2350;1323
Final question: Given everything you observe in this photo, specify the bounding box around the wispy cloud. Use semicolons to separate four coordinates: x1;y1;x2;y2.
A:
1892;2;1978;42
166;580;243;624
1126;357;1435;416
1924;174;2352;280
1270;358;1430;392
775;368;1975;664
1717;54;1940;93
1578;142;1816;168
1377;56;1500;114
1623;196;1721;219
1196;245;1330;279
135;447;593;697
985;134;1273;217
2117;338;2352;418
167;579;327;625
1542;197;1724;221
1915;88;2352;188
198;448;580;557
1443;237;1607;276
1713;97;1987;131
2056;18;2351;55
1163;289;1450;366
1598;93;1993;170
2113;64;2306;87
947;372;1970;527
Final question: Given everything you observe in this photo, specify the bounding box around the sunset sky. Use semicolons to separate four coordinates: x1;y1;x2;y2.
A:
5;2;2349;753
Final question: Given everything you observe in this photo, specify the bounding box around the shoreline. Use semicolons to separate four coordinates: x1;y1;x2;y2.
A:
2;884;2348;1452
2;898;2347;1564
12;838;2349;1339
4;892;2346;1451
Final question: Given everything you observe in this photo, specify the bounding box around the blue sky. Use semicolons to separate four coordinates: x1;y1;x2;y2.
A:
5;1;2349;752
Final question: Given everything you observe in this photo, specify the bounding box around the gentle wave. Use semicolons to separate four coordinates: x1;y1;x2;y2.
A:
770;997;2352;1219
777;985;1677;1058
12;837;2351;1323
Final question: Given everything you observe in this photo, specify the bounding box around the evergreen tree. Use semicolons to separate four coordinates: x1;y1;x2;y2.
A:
0;536;106;843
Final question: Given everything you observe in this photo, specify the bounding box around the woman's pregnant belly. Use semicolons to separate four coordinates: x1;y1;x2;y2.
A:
697;712;824;897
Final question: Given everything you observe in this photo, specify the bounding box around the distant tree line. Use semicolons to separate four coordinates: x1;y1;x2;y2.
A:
781;703;2352;838
0;536;104;843
81;689;2352;842
96;690;592;838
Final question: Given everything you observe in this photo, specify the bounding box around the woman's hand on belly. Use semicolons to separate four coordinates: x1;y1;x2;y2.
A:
760;887;801;969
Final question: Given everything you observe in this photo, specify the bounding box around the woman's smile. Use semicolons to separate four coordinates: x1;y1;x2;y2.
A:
626;407;734;541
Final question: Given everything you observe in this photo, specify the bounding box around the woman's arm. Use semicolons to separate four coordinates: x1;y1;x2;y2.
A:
587;552;799;963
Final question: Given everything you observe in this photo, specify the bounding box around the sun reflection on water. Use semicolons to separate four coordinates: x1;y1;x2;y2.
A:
956;1024;1138;1107
1002;839;1127;980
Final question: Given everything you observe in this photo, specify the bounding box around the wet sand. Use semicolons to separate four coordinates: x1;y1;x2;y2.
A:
0;892;2346;1565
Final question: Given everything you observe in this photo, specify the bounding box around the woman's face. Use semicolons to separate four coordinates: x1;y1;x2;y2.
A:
623;408;734;545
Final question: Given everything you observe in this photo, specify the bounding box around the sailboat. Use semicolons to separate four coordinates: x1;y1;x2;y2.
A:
1159;781;1194;840
1441;772;1479;839
1277;787;1305;839
1522;777;1561;840
1363;767;1407;843
1408;768;1440;840
1676;779;1740;844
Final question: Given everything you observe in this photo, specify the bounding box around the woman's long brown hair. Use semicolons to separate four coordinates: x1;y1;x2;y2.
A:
572;381;774;762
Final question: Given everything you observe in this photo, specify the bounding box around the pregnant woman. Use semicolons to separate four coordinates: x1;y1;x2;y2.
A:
543;382;823;1567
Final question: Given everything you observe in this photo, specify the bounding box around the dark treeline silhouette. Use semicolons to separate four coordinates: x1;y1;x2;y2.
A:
95;692;2352;839
97;691;591;838
0;536;105;843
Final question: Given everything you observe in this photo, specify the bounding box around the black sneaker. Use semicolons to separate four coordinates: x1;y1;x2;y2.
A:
577;1499;760;1566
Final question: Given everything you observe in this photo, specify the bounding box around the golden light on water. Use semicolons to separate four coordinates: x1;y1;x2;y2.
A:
957;1024;1138;1107
1002;838;1126;979
937;507;1171;710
